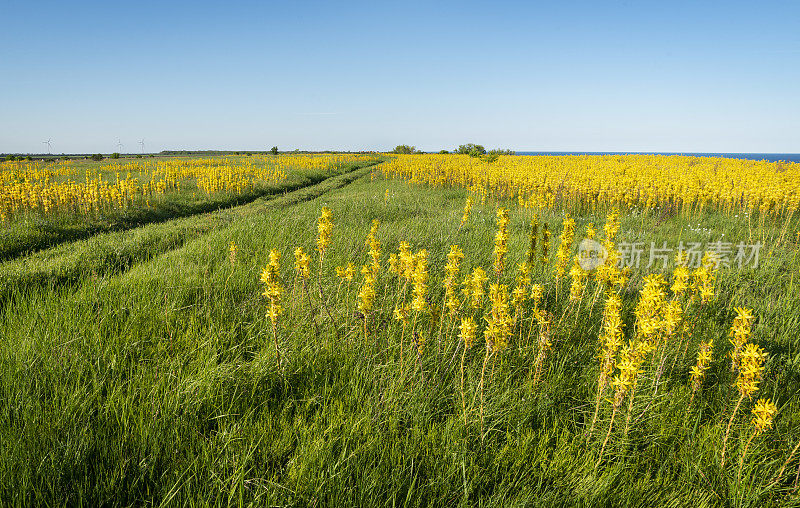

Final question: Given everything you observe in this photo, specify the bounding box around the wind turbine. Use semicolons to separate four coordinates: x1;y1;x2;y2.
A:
116;138;124;153
42;138;52;154
139;139;145;154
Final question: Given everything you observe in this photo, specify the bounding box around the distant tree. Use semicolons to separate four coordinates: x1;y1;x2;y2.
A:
393;145;416;154
488;148;515;156
270;146;279;155
455;143;486;157
4;155;16;161
91;154;104;161
26;156;32;161
439;150;449;154
111;152;120;159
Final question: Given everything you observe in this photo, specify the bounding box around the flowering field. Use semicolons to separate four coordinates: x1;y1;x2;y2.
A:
0;154;798;505
0;154;378;260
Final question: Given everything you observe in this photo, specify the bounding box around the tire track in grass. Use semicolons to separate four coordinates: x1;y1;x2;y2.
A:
0;162;382;302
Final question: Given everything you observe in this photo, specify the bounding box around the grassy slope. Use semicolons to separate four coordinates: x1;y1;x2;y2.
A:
0;166;799;506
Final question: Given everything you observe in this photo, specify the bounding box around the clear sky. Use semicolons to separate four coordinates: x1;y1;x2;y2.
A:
1;0;798;154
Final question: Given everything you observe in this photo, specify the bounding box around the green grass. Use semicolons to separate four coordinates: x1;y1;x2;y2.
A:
0;161;799;506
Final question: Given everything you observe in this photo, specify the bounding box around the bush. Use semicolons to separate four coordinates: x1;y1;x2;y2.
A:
111;153;120;159
393;145;417;154
91;154;104;161
271;146;279;155
455;143;486;157
439;150;449;154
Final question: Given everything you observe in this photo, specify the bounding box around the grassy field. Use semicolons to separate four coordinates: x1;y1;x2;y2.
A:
1;155;799;506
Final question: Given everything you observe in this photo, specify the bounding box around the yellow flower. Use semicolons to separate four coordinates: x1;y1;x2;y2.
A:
729;306;755;370
293;246;311;279
464;267;488;309
554;215;576;279
444;245;464;315
689;339;714;393
411;250;429;312
261;249;283;326
483;283;512;352
317;207;334;257
228;241;237;265
751;398;777;433
459;317;477;349
736;342;767;398
460;196;473;228
492;208;510;277
357;267;376;313
394;304;409;324
530;284;544;308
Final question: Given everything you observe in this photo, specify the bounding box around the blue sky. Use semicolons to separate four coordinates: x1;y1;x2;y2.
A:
1;0;798;153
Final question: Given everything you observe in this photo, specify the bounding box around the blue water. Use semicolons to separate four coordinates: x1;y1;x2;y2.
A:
516;152;800;163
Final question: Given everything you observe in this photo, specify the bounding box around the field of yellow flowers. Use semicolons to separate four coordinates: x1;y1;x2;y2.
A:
0;154;798;506
0;154;379;261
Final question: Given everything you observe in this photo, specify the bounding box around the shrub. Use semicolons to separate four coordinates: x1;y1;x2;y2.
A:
393;145;416;154
456;143;486;157
111;153;120;159
91;154;104;161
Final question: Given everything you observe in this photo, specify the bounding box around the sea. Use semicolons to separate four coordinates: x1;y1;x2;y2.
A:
516;152;800;163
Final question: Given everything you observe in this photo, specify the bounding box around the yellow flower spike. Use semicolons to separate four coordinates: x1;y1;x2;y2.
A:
459;196;473;229
588;293;625;435
411;250;429;313
388;253;399;275
466;267;489;309
344;262;355;281
260;248;284;368
443;245;464;315
529;284;544;313
228;241;237;265
751;398;777;433
483;283;511;353
316;207;334;258
459;317;477;350
293;247;311;279
492;208;510;278
554;214;576;280
730;307;755;371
